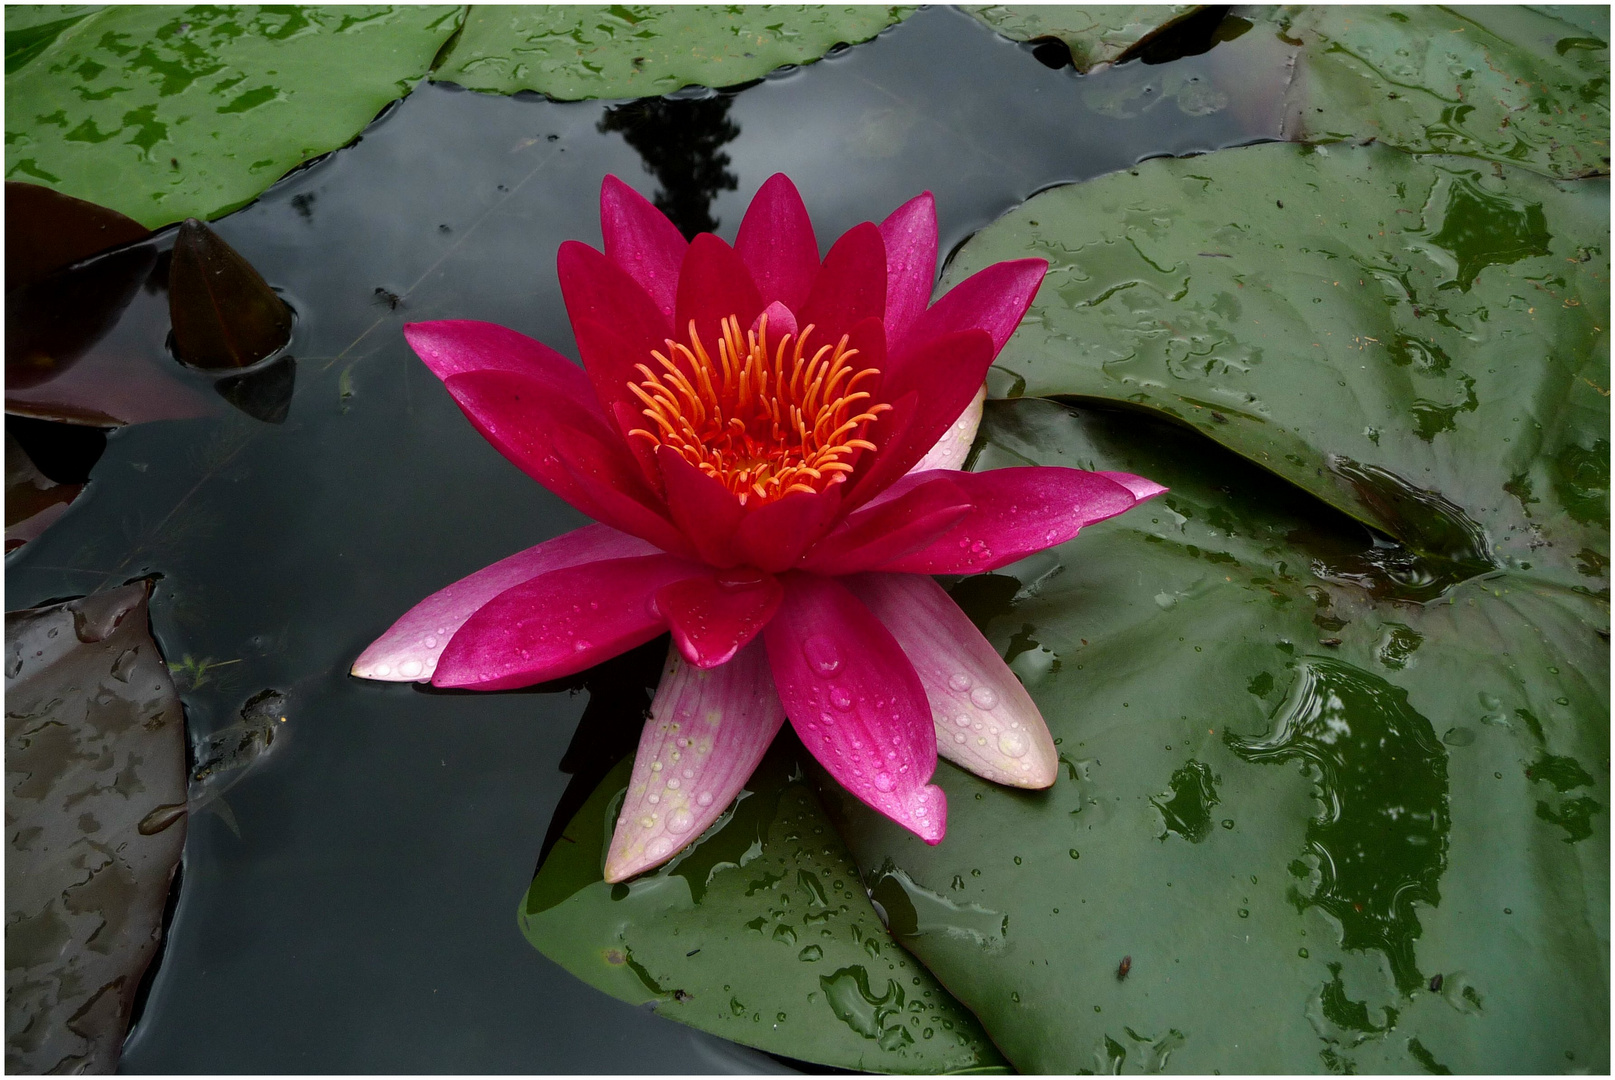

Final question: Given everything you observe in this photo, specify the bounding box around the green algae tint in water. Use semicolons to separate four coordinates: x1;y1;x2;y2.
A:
1229;659;1450;995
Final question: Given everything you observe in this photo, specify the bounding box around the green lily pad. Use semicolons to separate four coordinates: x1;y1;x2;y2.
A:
818;397;1608;1073
4;5;463;227
520;742;1007;1073
433;6;914;101
950;142;1609;585
1272;5;1610;181
963;6;1199;73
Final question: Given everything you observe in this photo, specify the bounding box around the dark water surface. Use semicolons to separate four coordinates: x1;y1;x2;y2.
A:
7;7;1282;1072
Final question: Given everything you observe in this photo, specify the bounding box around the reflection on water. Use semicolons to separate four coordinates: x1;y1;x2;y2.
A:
599;96;740;239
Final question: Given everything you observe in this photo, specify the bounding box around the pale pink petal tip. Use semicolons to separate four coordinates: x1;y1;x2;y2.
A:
908;382;985;474
604;639;786;883
1099;470;1168;502
351;524;656;683
752;299;798;341
851;572;1058;789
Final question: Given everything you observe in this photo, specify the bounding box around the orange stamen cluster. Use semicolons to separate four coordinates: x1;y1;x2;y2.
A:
628;314;890;505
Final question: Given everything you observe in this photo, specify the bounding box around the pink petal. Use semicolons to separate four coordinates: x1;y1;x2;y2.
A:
1099;470;1169;502
352;524;656;682
878;191;938;350
656;569;784;669
900;258;1046;357
404;321;597;413
571;314;663;443
799;473;972;576
432;553;704;690
558;239;672;380
601;176;688;321
734;174;820;312
876;467;1144;574
734;487;845;572
657;446;743;567
443;370;690;555
846;329;996;508
673;233;764;356
752;300;797;341
909;382;986;474
848;573;1057;789
604;640;785;882
763;574;946;843
796;221;886;351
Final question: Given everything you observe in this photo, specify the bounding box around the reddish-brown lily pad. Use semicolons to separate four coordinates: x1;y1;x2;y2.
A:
4;431;81;551
5;583;188;1074
168;219;294;372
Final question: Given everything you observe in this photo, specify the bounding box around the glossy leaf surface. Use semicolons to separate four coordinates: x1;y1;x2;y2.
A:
5;583;188;1073
950;143;1609;585
5;181;150;289
964;5;1198;72
521;744;1007;1073
815;398;1608;1074
4;5;463;227
434;6;914;100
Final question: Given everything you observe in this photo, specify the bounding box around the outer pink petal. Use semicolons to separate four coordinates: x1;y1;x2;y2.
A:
846;329;995;508
898;258;1046;359
674;233;764;355
734;174;820;312
601;175;688;321
909;383;985;474
763;573;945;843
734;487;845;572
404;321;597;414
1099;470;1169;502
432;553;704;690
796;221;886;350
878;191;938;350
656;570;783;669
604;640;786;882
351;524;656;682
799;474;972;576
848;573;1057;788
876;467;1151;574
657;445;743;567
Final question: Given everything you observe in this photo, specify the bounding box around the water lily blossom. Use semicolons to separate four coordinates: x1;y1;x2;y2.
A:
353;174;1163;880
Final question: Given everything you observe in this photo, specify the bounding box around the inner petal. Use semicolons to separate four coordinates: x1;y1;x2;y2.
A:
627;312;890;506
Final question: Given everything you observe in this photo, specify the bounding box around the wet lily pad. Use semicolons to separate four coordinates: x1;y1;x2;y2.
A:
520;742;1006;1073
964;5;1199;73
814;398;1607;1073
4;5;463;227
950;142;1609;585
5;582;189;1073
433;6;914;100
1273;5;1610;181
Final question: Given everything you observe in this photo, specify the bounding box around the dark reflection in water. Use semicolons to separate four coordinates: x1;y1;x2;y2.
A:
4;6;1287;1073
599;96;740;239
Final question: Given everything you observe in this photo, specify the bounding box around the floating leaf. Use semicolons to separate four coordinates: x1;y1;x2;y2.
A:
950;142;1610;584
433;6;914;100
5;181;150;289
521;742;1006;1073
814;398;1607;1073
1272;5;1610;180
169;219;293;372
5;582;188;1073
964;5;1200;72
4;430;80;551
4;5;464;227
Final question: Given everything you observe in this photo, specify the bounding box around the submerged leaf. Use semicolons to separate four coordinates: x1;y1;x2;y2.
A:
5;181;150;289
5;583;188;1073
168;219;293;371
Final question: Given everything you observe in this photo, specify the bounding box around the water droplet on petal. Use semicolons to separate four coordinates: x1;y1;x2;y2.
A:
574;639;592;652
830;686;854;711
970;686;999;709
998;730;1030;758
698;792;714;806
646;837;672;859
399;659;423;678
715;567;767;591
423;635;438;649
802;635;842;676
947;673;972;692
955;733;967;743
668;808;694;833
954;714;971;727
874;772;896;792
375;663;392;676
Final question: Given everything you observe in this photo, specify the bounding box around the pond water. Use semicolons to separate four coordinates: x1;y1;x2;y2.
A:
9;7;1291;1071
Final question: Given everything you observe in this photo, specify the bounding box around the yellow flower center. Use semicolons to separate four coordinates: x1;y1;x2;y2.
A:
628;314;890;505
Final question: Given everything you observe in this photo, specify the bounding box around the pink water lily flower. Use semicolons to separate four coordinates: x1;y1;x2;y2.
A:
353;175;1163;881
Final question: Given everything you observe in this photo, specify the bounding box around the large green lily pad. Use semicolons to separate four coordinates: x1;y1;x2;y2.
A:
520;743;1007;1073
4;5;463;227
950;142;1609;585
963;6;1198;73
433;6;914;101
817;398;1608;1073
1273;5;1610;181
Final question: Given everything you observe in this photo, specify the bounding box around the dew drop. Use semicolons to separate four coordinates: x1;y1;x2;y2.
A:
698;792;714;806
399;659;423;678
998;730;1030;758
874;773;896;792
646;837;672;859
970;686;999;710
830;686;854;711
683;768;694;779
955;733;966;743
648;794;659;804
668;808;694;834
954;714;971;727
574;639;592;652
375;663;392;677
667;778;680;789
801;635;843;676
423;635;438;649
947;672;973;692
